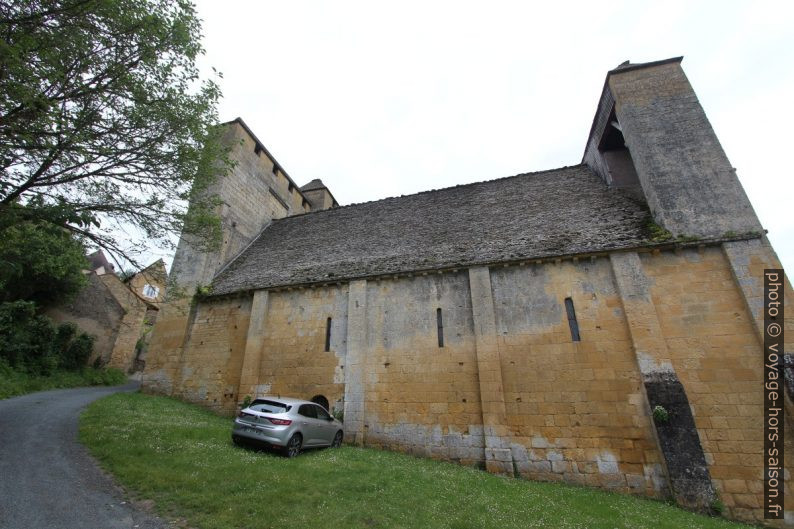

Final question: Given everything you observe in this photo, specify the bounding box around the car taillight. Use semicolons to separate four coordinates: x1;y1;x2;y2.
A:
268;418;292;426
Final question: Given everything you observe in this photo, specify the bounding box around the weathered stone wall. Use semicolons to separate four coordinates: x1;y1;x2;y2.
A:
145;120;313;398
133;306;159;372
46;272;124;365
252;286;348;412
148;248;791;524
491;258;666;497
302;187;335;211
142;297;193;395
215;123;307;268
175;296;252;414
48;270;162;372
642;246;792;522
362;273;485;466
608;61;762;238
98;274;149;372
168;122;308;292
107;305;148;372
610;250;717;511
723;238;794;352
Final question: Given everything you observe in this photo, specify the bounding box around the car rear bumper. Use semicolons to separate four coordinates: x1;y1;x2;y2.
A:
232;420;290;447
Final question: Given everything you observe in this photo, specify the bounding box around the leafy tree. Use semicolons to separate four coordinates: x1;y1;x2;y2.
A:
0;0;229;265
0;301;56;371
0;217;88;305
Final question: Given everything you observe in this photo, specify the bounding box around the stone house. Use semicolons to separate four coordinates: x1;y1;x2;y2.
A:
48;253;167;372
142;58;792;524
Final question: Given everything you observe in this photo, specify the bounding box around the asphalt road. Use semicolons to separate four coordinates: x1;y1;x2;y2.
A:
0;382;167;529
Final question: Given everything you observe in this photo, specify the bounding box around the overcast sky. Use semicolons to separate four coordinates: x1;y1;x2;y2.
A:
175;0;793;273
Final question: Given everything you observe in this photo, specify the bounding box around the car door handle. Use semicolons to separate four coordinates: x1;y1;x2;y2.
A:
301;422;308;425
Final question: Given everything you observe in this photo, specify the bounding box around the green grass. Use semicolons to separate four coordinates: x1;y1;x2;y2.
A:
80;392;752;529
0;364;127;399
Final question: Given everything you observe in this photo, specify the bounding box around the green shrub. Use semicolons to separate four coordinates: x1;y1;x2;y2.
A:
0;301;96;373
54;322;78;352
0;357;12;377
62;333;95;370
646;219;673;243
38;352;60;376
0;300;54;370
652;405;670;423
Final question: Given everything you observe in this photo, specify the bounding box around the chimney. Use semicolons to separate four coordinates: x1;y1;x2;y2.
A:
300;179;339;211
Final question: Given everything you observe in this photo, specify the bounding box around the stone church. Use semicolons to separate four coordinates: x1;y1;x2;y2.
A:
142;58;792;524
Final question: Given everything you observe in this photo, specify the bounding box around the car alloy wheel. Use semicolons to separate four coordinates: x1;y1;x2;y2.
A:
286;434;302;458
332;430;343;448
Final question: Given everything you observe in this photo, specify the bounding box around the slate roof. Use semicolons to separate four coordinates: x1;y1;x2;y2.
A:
211;164;653;295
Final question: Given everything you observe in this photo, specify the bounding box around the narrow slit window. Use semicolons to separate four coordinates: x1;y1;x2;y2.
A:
325;317;332;352
564;297;581;342
436;308;444;348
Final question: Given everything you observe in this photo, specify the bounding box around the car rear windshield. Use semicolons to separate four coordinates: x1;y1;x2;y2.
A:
249;400;291;414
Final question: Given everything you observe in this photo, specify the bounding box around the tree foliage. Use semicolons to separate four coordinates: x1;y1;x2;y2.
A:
0;0;229;265
0;301;95;374
0;214;88;305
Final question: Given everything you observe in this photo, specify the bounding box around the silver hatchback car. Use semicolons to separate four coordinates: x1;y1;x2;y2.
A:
232;397;343;457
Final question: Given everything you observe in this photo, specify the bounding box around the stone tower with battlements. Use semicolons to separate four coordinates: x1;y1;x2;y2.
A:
144;117;337;398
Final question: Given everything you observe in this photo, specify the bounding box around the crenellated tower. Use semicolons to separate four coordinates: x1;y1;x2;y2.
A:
143;118;337;397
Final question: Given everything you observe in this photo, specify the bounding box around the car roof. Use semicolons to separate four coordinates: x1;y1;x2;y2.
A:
253;396;318;406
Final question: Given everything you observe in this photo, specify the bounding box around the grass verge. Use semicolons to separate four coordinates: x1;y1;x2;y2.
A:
80;392;751;529
0;364;126;399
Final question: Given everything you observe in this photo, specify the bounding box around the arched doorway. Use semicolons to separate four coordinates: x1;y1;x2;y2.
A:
311;394;329;411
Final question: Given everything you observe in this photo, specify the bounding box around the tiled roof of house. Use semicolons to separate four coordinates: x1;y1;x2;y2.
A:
211;164;652;295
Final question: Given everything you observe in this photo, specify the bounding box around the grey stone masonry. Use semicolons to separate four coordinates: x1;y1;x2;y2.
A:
722;238;794;416
606;58;762;238
238;290;270;401
611;251;717;512
722;238;791;339
344;280;367;445
169;120;311;294
468;266;512;475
